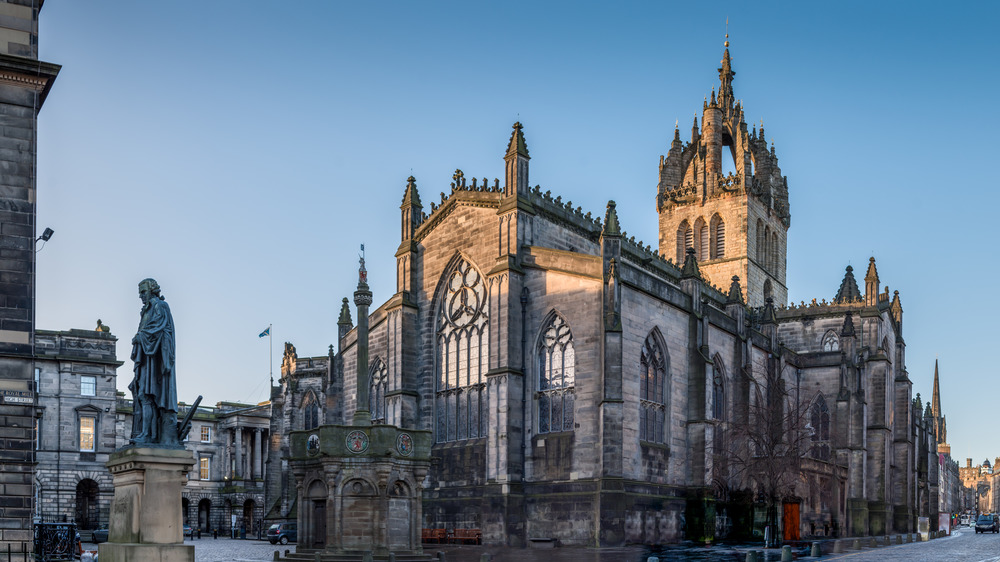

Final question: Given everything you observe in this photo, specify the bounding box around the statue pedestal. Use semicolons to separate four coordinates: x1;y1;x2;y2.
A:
99;447;195;562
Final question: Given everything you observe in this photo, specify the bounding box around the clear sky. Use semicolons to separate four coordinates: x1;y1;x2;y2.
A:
35;2;998;465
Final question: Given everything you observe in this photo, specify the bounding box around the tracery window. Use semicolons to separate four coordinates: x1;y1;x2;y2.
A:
537;314;575;433
822;330;839;352
370;358;387;424
303;396;319;431
810;395;831;460
640;332;668;444
436;259;489;442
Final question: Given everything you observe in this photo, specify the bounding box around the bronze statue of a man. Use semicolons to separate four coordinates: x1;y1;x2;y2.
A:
129;278;180;446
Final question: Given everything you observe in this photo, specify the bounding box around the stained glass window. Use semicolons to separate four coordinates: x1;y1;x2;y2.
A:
537;315;575;433
640;333;667;444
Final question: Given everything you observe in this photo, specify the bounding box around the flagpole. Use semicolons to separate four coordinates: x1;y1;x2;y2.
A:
269;324;273;388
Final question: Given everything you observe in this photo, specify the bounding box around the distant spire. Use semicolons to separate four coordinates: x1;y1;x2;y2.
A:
833;265;862;303
932;359;942;419
691;115;699;143
864;257;879;307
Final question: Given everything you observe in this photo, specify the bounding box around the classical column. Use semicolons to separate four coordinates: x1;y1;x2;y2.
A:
225;429;233;479
234;427;243;479
353;249;373;426
254;428;263;479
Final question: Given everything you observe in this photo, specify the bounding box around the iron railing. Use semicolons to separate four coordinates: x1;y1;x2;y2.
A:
32;523;76;561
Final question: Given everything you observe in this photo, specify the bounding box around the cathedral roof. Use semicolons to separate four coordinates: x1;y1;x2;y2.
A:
833;265;862;303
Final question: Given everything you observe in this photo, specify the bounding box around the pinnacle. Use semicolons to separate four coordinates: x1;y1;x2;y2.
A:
505;121;530;159
834;265;862;304
603;200;621;236
400;175;422;208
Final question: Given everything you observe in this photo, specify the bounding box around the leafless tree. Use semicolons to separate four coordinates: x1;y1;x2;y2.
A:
716;355;812;546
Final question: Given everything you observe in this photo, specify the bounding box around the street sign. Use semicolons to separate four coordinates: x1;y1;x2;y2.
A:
0;389;33;404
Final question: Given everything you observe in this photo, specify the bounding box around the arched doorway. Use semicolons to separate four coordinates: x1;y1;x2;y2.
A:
181;498;190;527
224;499;233;536
307;480;327;549
243;499;255;537
75;479;99;530
198;499;211;532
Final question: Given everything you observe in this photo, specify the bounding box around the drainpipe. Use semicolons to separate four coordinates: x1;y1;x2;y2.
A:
520;287;529;476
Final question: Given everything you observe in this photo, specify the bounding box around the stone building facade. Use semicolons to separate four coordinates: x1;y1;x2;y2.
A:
33;328;121;534
267;44;944;546
114;398;271;536
0;0;60;551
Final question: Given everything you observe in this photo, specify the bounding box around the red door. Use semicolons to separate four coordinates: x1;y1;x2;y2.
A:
783;502;800;541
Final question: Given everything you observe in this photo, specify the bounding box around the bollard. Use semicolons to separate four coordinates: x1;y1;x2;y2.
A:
315;553;322;562
884;535;890;546
273;552;280;561
781;544;792;561
438;551;446;562
833;539;844;553
852;538;860;550
745;552;755;562
811;542;821;557
390;554;397;562
647;558;658;562
896;534;902;544
362;551;374;562
907;533;913;543
285;550;290;557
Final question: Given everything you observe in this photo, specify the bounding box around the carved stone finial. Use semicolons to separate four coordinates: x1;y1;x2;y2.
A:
603;201;621;236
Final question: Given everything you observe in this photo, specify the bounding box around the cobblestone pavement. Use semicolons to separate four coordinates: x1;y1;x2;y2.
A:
826;528;997;561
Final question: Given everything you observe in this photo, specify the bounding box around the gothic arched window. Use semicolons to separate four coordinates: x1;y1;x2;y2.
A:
694;217;709;262
822;330;839;352
303;395;319;431
755;219;764;264
710;214;725;259
712;359;726;421
677;220;693;263
435;259;489;442
810;395;831;460
537;314;575;433
640;331;668;444
370;358;387;424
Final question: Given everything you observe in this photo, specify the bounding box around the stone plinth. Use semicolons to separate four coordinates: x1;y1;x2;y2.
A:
99;447;195;562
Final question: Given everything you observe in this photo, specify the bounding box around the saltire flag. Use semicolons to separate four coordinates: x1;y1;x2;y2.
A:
258;326;270;338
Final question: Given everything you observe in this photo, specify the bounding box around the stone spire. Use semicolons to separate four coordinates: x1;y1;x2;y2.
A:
833;265;862;304
603;200;621;236
681;247;701;279
726;275;744;305
718;34;735;106
864;257;879;307
504;122;530;197
400;175;422;241
931;359;941;419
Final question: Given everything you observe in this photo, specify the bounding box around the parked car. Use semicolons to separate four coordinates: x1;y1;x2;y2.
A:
92;526;109;543
266;522;296;545
975;514;998;533
183;525;193;537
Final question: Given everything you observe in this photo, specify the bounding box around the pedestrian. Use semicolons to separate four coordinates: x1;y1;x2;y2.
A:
213;528;218;539
196;527;201;540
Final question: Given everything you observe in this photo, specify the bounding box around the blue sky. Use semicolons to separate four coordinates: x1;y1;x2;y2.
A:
35;2;999;465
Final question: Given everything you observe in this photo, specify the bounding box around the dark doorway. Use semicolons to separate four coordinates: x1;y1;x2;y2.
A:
312;500;326;548
75;479;99;529
198;499;211;532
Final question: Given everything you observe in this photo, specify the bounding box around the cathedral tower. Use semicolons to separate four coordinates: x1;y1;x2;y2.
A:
657;39;790;307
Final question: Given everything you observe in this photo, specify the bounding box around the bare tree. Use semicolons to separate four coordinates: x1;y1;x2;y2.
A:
717;355;811;547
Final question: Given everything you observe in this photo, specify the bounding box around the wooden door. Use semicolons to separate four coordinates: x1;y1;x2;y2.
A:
783;502;800;541
312;500;326;548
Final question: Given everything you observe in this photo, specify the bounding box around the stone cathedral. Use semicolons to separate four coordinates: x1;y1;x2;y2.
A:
265;43;941;548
